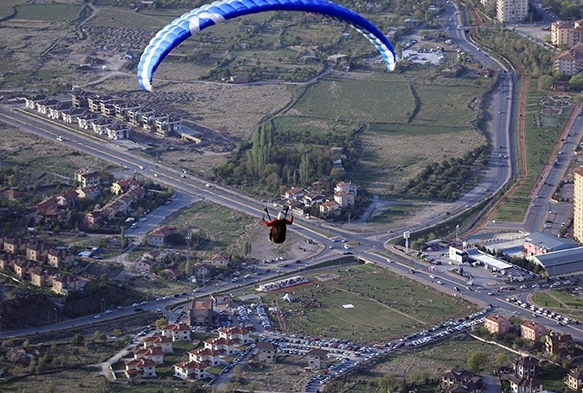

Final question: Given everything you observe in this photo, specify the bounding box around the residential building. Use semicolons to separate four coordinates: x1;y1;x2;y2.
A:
524;232;578;256
61;107;85;124
77;112;101;130
335;181;357;197
256;341;277;363
497;0;528;23
155;115;182;135
188;347;221;365
334;191;354;208
36;197;59;216
106;123;131;140
3;238;26;254
211;293;232;307
174;361;210;380
521;321;546;342
484;314;509;334
84;211;103;227
52;274;81;295
545;331;573;356
74;168;100;188
575;166;583;241
76;186;100;199
14;260;38;279
306;348;328;369
514;356;539;377
142;335;173;354
26;240;48;263
218;327;251;345
111;179;139;195
142;112;168;132
135;258;156;274
24;95;48;110
159;323;191;341
190;299;213;326
507;376;543;393
441;366;476;388
319;200;340;216
203;336;237;355
555;43;583;76
56;190;79;207
30;267;54;287
303;191;325;206
0;252;19;270
133;346;164;365
124;358;156;378
147;226;176;247
47;248;75;269
285;187;305;200
113;101;140;121
552;20;572;46
202;251;230;268
565;368;583;392
91;117;116;135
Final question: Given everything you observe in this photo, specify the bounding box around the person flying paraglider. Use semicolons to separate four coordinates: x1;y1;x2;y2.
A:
262;207;293;244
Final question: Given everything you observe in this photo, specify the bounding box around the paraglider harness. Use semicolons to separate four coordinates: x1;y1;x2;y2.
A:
263;206;293;244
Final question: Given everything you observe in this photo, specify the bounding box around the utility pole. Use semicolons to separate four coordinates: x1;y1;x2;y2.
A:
54;308;57;325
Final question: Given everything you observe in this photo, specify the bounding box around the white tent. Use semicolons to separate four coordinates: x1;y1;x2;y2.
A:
281;293;294;303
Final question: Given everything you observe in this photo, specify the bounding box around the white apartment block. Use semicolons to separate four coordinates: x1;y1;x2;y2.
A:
497;0;528;23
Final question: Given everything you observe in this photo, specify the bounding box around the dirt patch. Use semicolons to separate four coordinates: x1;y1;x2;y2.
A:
315;273;340;282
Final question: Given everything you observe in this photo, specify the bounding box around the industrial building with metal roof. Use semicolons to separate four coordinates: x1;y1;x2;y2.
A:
529;247;583;277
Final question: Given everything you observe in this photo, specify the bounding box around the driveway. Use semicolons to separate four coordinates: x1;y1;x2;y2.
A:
482;372;502;393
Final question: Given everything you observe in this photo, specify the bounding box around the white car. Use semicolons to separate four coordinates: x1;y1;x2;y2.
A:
94;314;102;319
105;309;112;314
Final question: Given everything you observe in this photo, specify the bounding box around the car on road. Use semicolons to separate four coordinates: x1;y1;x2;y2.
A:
94;314;102;319
105;309;112;314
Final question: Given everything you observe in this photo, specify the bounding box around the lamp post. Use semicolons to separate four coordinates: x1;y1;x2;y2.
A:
101;299;105;314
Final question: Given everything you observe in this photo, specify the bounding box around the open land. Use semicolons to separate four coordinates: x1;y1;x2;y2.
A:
253;262;477;343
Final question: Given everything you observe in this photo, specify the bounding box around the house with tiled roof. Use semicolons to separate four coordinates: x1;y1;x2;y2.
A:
441;367;478;393
319;200;340;216
124;358;156;378
14;259;38;280
57;190;79;207
26;240;49;263
514;356;539;377
257;341;277;363
188;347;222;365
555;42;583;76
521;321;546;342
74;168;100;188
147;226;176;247
203;336;237;355
306;348;328;369
111;179;140;195
218;326;251;345
334;191;354;208
30;267;54;288
133;346;164;365
174;360;211;380
159;323;191;341
202;251;231;268
0;252;19;270
545;331;573;356
3;238;26;254
36;197;59;216
135;258;156;274
84;210;103;227
47;248;75;268
484;314;509;334
565;367;583;391
335;181;357;197
190;299;213;326
507;376;543;393
211;293;232;306
142;335;173;354
52;274;82;295
284;187;305;200
76;186;101;199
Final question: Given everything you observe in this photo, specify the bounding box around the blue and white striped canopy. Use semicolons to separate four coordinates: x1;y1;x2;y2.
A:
138;0;397;92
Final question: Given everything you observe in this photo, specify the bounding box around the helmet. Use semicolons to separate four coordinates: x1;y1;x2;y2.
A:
277;212;285;220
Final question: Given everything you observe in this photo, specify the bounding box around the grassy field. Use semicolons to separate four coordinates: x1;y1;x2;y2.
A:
13;3;85;21
259;262;477;343
491;196;530;222
531;290;583;321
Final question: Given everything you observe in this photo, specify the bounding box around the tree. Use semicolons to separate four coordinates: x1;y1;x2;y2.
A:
495;352;508;366
569;73;583;92
467;350;488;372
93;330;107;342
155;318;169;329
71;333;84;346
379;372;398;392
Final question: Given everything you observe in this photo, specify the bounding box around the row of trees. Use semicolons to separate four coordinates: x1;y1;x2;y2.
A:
213;122;348;195
399;145;489;201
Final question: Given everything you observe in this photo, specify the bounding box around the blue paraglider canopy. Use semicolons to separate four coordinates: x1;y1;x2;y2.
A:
138;0;397;92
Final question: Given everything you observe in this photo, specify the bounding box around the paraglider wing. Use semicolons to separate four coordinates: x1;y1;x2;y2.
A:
138;0;397;92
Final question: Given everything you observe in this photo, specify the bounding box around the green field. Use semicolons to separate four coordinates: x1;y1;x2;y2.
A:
531;290;583;322
260;262;477;343
492;196;530;222
13;3;85;21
